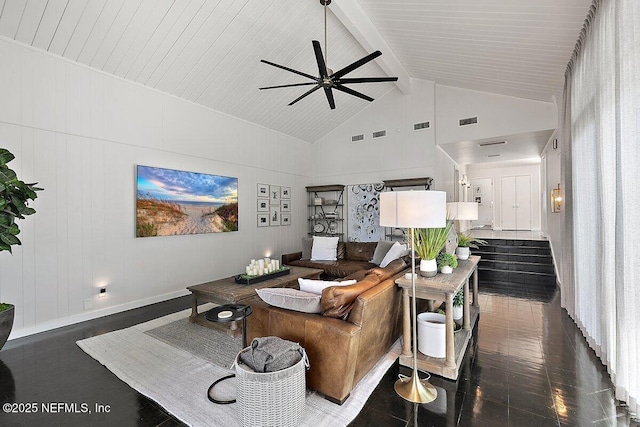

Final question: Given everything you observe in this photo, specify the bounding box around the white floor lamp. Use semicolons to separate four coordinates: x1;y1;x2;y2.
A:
380;190;447;403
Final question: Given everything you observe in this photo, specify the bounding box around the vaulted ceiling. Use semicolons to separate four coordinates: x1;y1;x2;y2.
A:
0;0;591;153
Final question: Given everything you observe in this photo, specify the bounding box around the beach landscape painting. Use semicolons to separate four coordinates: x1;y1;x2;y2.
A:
136;165;238;237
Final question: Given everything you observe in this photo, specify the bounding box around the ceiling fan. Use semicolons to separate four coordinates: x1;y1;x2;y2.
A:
259;0;398;110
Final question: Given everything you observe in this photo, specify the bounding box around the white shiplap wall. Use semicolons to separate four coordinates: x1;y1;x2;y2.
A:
0;37;312;339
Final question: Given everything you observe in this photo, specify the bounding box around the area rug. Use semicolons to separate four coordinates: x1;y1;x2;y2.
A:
77;305;401;427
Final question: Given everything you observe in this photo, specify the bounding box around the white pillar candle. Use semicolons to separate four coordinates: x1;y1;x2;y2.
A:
275;260;280;270
246;266;251;274
258;259;264;268
251;259;256;265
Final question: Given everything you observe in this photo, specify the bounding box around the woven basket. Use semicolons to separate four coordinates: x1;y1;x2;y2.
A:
234;347;308;427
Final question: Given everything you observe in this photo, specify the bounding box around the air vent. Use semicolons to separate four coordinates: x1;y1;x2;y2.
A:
487;154;501;158
372;130;387;138
351;134;365;143
413;121;430;131
459;116;478;126
478;140;507;147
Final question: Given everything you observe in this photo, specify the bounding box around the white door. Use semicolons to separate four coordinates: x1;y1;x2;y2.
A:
515;175;532;230
471;178;493;228
501;175;531;230
501;177;517;230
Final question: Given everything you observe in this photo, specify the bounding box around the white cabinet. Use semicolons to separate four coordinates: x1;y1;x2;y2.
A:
501;175;531;230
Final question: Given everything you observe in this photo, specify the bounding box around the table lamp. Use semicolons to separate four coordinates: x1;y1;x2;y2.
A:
380;190;447;403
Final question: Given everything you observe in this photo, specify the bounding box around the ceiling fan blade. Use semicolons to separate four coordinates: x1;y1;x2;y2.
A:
288;85;322;106
334;84;374;102
259;82;318;90
337;77;398;84
331;51;382;79
324;87;336;110
261;59;318;81
312;40;329;78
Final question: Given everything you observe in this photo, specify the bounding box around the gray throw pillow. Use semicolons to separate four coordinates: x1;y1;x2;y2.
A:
371;240;395;265
301;237;313;260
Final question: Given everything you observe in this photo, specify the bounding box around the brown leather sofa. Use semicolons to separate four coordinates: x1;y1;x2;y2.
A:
245;257;408;404
282;241;378;279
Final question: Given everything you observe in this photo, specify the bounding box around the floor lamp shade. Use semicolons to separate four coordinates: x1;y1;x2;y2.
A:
446;202;478;221
380;191;447;228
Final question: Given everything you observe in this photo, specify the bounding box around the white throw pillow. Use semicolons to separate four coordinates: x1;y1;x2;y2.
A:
311;236;339;261
380;242;408;268
370;240;396;265
256;288;321;313
298;278;357;295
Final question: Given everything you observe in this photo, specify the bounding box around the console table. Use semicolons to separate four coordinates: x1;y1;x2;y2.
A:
395;255;480;380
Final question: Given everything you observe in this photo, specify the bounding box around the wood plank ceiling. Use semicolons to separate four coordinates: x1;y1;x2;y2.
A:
358;0;591;102
0;0;591;144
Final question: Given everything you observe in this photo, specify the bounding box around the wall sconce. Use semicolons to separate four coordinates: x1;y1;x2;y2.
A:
459;174;470;188
551;184;562;213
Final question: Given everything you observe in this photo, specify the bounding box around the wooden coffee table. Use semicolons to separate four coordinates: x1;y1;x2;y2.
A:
187;266;323;330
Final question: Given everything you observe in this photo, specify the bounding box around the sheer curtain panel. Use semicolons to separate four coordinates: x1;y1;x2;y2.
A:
562;0;639;415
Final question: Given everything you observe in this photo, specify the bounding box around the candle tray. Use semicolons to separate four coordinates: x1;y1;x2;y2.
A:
234;267;290;285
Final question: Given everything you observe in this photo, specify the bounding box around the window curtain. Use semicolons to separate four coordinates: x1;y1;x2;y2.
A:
561;0;639;415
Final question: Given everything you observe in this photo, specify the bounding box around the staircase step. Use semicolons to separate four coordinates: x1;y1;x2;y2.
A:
475;245;551;256
478;267;557;285
479;259;555;274
481;239;549;247
476;252;553;265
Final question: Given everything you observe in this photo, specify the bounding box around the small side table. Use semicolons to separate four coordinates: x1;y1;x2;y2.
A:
205;304;253;348
205;304;253;404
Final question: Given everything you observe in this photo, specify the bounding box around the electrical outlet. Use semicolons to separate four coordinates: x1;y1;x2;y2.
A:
84;298;92;310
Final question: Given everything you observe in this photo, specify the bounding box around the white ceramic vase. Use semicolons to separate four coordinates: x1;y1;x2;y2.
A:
441;265;453;274
420;259;438;277
456;246;470;260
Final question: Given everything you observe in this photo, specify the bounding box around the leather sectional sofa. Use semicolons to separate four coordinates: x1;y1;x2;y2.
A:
245;256;409;404
282;241;378;279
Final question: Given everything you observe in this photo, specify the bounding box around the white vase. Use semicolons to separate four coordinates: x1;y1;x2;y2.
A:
419;259;438;277
453;305;463;320
456;246;470;260
440;265;453;274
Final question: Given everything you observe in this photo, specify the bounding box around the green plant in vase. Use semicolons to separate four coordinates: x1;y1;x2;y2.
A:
413;220;453;277
452;290;464;321
436;251;458;274
456;232;487;260
0;148;43;351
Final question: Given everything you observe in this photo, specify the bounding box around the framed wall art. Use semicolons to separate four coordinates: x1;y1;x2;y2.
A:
270;186;281;205
257;214;269;227
256;182;292;227
269;206;281;226
136;165;238;237
257;183;269;198
281;186;291;199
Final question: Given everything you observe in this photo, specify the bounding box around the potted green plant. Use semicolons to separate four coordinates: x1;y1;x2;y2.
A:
413;220;453;277
456;232;487;260
436;251;458;274
452;290;464;320
0;148;43;350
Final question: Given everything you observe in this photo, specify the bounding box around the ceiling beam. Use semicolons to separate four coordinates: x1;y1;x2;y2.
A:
329;0;411;94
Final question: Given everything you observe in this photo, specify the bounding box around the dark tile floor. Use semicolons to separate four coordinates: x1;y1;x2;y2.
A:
0;281;637;426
